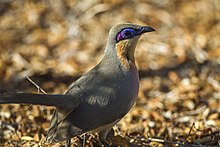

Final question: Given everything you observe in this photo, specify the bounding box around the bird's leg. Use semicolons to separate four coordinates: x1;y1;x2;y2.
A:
99;129;111;147
66;139;71;147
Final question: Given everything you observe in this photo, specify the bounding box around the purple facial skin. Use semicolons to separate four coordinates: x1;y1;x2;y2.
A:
116;27;146;42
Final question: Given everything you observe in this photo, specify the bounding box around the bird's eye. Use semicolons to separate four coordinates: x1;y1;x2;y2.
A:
122;29;135;38
116;28;136;42
123;30;132;36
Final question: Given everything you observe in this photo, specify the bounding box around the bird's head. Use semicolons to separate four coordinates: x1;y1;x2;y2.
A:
104;24;155;68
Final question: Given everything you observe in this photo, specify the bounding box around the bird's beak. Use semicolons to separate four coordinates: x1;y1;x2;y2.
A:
137;26;155;35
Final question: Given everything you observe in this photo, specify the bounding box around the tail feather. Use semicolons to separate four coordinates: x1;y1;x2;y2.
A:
0;93;79;108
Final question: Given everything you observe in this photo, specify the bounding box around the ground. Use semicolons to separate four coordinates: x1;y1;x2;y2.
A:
0;0;219;146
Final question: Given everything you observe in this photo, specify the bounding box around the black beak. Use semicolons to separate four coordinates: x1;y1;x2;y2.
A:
142;26;156;32
137;26;155;35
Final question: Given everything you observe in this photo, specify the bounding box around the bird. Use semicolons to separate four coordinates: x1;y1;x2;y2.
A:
0;23;155;146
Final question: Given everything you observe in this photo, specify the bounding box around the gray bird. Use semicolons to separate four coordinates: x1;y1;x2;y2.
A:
0;23;155;146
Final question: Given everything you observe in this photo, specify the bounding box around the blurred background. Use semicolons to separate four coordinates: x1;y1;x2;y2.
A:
0;0;219;146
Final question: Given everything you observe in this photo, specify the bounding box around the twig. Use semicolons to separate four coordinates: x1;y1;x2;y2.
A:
188;122;195;137
26;76;47;94
113;125;122;136
83;133;86;147
148;137;183;145
25;76;47;111
148;138;213;147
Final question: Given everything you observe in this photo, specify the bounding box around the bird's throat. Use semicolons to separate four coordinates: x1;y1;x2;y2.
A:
116;40;135;70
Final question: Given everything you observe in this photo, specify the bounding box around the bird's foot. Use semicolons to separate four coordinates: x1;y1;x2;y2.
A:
66;139;71;147
100;140;111;147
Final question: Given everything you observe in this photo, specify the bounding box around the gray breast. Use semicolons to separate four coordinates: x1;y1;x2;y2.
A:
65;59;139;131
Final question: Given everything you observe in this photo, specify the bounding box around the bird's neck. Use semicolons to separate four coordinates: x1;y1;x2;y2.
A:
115;40;136;70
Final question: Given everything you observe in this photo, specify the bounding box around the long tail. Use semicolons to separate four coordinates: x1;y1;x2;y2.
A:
0;93;78;108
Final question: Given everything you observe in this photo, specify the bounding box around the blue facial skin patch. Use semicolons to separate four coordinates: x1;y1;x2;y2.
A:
116;27;144;42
